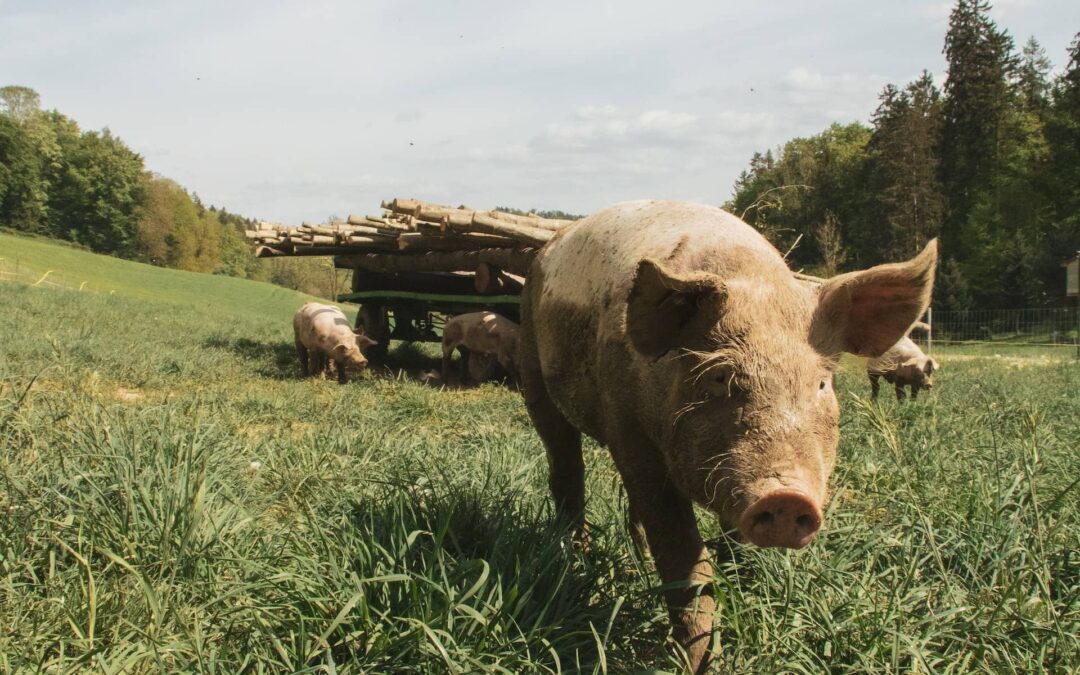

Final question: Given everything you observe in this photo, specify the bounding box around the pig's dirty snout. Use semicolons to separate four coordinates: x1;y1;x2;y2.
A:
739;489;822;549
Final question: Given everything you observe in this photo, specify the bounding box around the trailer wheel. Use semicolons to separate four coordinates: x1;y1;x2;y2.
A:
357;303;390;362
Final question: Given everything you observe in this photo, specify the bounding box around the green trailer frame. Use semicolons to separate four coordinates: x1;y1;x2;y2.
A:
337;286;523;361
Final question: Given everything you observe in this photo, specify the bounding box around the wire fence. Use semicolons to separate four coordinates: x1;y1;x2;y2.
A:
0;257;105;293
923;307;1078;349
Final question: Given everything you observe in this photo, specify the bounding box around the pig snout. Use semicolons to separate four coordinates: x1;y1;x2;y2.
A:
738;488;823;549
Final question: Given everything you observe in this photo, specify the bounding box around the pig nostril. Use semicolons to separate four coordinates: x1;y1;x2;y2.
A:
796;514;816;532
752;511;774;529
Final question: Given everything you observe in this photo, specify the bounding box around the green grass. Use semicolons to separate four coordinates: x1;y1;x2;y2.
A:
0;232;330;323
0;239;1078;673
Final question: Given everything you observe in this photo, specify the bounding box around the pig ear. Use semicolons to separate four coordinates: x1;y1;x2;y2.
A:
353;325;366;336
811;239;938;357
925;358;939;374
355;334;378;350
627;258;726;359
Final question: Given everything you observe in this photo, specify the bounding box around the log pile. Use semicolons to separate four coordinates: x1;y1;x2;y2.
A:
245;198;574;275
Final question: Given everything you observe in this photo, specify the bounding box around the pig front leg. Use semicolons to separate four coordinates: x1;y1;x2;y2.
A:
869;374;881;400
296;341;309;377
895;381;907;401
309;351;327;378
458;346;472;385
440;344;454;383
616;450;715;674
336;360;349;384
910;384;920;400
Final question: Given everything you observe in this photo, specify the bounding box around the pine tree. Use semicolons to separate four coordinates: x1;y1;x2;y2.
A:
1041;33;1080;297
1017;37;1052;114
940;0;1015;261
868;72;946;262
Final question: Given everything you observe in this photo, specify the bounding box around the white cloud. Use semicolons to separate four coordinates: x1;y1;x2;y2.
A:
533;105;771;153
918;2;953;23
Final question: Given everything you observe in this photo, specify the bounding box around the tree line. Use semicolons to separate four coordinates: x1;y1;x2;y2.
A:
0;86;344;298
727;1;1080;310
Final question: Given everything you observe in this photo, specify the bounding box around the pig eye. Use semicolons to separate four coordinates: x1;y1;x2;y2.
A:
701;364;738;397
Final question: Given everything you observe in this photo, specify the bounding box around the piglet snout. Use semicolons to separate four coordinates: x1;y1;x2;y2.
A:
739;488;822;549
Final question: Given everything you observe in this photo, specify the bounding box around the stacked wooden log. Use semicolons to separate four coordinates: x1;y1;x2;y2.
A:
245;198;573;276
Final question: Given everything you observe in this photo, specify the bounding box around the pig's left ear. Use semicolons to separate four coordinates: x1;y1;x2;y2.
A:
353;326;366;336
811;239;938;358
355;334;378;351
627;258;726;359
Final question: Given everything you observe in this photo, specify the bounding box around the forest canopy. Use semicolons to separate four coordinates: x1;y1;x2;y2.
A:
727;3;1080;309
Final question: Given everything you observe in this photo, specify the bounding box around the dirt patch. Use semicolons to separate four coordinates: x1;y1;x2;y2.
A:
115;387;142;402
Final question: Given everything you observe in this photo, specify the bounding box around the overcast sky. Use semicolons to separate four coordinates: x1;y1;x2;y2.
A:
3;1;1078;223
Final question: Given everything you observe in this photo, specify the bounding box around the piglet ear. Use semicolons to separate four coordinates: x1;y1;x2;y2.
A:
810;239;938;358
355;334;378;350
627;258;726;359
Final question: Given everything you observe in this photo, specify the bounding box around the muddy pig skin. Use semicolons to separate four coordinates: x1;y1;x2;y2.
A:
293;303;377;384
441;311;519;385
518;200;937;672
868;331;938;400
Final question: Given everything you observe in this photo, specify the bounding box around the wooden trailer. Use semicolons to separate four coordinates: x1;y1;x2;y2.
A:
247;198;574;360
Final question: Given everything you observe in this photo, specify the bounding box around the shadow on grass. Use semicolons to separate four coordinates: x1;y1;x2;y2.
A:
202;335;300;380
202;335;520;392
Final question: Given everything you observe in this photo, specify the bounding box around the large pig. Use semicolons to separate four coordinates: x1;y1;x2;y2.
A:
441;311;519;385
518;201;937;672
293;303;377;384
867;325;938;400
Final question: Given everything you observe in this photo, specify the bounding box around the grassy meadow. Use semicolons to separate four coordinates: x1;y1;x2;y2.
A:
0;236;1078;673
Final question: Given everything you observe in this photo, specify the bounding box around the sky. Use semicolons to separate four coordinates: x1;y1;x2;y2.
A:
2;0;1078;224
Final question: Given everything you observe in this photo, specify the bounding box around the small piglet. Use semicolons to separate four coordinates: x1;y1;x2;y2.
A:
293;302;377;383
867;326;938;400
441;311;519;385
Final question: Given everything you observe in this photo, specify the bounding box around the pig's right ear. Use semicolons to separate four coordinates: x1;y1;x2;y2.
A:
627;258;726;359
811;239;938;358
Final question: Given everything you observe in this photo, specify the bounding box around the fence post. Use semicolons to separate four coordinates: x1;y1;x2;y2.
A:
927;307;933;355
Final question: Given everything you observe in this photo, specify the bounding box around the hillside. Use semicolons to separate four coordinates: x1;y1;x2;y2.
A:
0;231;339;323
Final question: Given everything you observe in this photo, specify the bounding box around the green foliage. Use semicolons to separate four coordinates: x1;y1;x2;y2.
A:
1;256;1077;672
867;73;946;263
0;85;41;123
725;123;872;271
0;87;293;296
729;8;1077;309
0;115;45;231
45;126;145;255
265;256;352;300
495;206;585;220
